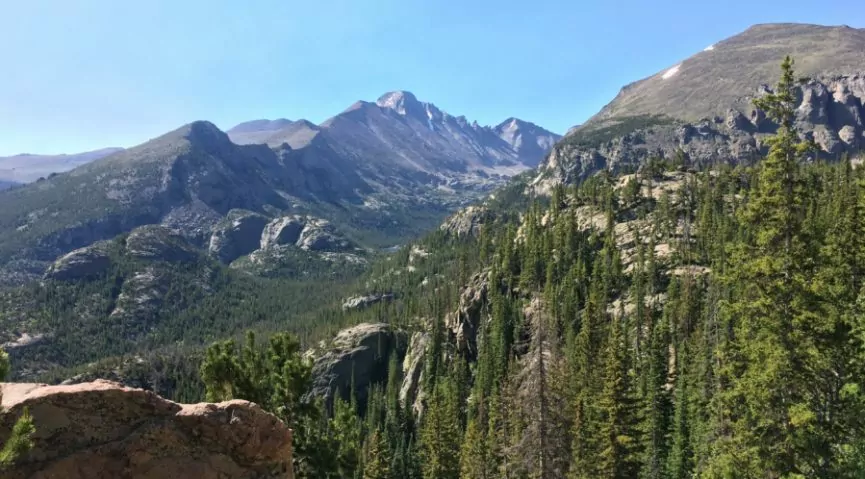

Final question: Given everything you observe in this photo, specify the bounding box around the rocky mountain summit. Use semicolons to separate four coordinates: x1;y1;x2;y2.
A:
229;91;560;188
539;23;865;188
0;379;293;479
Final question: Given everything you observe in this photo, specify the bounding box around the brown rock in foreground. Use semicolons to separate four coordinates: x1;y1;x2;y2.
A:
0;380;293;479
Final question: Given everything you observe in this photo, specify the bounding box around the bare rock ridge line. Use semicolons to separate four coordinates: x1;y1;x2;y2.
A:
227;90;561;172
0;379;294;479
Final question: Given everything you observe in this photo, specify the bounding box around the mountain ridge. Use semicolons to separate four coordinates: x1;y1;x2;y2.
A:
228;90;561;178
538;23;865;189
580;23;865;131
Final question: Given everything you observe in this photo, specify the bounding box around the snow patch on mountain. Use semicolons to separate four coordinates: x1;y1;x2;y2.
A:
662;64;681;80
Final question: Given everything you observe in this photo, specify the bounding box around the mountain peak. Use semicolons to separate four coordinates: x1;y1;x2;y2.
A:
185;121;228;141
376;91;425;117
159;121;232;150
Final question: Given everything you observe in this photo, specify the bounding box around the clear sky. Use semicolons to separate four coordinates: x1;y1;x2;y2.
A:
1;0;863;155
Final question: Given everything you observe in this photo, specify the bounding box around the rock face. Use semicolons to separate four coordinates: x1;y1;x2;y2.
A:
208;210;270;264
0;379;293;479
309;323;407;409
445;272;491;358
399;331;430;416
260;216;305;250
43;241;113;281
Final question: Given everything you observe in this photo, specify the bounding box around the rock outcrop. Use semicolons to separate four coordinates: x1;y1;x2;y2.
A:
540;23;865;190
440;206;492;238
309;323;407;409
108;267;170;323
125;225;198;263
208;210;270;264
260;216;305;250
0;379;293;479
296;218;353;252
43;241;113;281
399;331;430;416
445;272;491;358
341;293;395;312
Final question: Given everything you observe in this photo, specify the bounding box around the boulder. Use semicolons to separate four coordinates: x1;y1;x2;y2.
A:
43;241;113;281
839;125;859;146
309;323;407;410
208;210;269;264
260;216;305;250
126;225;198;263
0;380;293;479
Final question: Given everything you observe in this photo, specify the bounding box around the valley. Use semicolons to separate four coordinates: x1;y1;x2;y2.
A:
2;19;865;479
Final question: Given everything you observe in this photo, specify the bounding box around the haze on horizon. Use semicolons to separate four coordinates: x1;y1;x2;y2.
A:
1;0;863;156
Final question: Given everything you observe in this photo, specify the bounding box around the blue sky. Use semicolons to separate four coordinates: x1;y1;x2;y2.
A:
1;0;863;155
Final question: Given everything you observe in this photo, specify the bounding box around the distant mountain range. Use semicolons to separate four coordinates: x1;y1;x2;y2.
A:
0;148;123;184
0;91;558;285
228;91;559;184
0;180;20;191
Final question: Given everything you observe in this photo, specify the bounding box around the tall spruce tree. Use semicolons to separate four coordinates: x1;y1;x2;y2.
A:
706;56;829;478
598;315;641;478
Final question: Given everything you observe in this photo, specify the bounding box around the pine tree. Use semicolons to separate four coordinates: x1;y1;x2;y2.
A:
598;316;640;478
364;429;392;479
460;404;495;479
199;331;336;477
420;378;461;479
640;301;671;479
666;341;692;479
0;350;35;469
706;56;824;478
331;394;363;478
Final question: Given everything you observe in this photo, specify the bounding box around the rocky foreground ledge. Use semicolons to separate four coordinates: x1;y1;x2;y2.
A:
0;380;293;479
